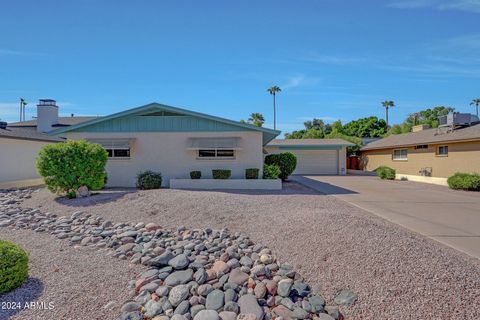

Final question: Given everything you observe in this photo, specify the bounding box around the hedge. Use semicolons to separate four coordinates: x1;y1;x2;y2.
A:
190;171;202;179
263;164;281;179
0;241;28;294
447;172;480;191
212;169;231;179
376;166;396;180
36;140;108;198
264;152;297;180
245;168;260;179
137;170;163;189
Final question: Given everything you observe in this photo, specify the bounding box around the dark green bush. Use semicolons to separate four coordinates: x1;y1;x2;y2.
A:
212;169;231;179
376;166;396;180
190;171;201;179
263;164;281;179
0;241;28;294
447;172;480;191
264;152;297;180
245;168;260;179
137;170;163;189
36;140;108;198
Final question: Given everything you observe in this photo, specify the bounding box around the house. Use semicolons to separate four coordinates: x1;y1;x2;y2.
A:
360;116;480;185
48;102;280;187
265;139;354;175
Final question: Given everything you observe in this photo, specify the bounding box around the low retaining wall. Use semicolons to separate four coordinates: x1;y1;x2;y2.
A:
0;178;44;189
169;179;282;190
396;174;448;186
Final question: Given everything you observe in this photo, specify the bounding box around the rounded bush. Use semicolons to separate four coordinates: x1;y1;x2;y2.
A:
137;170;163;189
376;166;396;180
245;168;260;179
36;140;108;198
190;171;202;179
0;241;29;294
212;169;231;179
263;164;281;179
264;152;297;180
447;172;480;191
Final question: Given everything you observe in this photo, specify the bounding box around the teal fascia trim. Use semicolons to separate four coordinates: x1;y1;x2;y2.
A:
49;102;281;146
278;145;343;150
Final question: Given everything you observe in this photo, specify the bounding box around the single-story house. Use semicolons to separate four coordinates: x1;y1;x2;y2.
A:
360;120;480;185
2;99;354;188
265;139;354;175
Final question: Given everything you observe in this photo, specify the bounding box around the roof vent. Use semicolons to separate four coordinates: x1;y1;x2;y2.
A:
412;124;430;132
439;112;480;129
0;121;7;129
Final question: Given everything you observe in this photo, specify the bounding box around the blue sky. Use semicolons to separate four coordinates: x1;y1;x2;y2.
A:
1;0;479;135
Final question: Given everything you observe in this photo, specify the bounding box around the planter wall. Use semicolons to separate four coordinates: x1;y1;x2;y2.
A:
169;179;282;190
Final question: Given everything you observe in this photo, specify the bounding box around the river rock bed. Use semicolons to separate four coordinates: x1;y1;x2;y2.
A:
0;189;353;320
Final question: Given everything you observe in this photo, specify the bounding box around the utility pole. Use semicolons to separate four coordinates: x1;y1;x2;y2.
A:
20;98;27;121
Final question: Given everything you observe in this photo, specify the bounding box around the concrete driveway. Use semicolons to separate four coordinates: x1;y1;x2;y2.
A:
292;174;480;259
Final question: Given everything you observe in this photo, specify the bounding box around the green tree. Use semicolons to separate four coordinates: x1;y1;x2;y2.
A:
267;86;281;130
471;98;480;117
342;116;387;138
404;106;454;129
381;100;395;127
248;113;265;127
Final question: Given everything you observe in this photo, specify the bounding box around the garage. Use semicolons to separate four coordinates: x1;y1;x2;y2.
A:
265;139;354;175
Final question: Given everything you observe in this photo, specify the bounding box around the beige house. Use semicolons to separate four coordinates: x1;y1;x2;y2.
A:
360;121;480;185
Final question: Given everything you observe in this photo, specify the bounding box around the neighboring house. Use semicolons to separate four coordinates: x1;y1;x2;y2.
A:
49;102;280;187
265;139;354;175
0;122;64;188
360;119;480;184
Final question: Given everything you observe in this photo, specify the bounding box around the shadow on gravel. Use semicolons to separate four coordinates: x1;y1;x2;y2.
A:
54;188;136;207
0;277;44;319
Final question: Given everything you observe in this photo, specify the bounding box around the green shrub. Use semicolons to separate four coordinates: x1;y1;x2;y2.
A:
263;164;281;179
36;140;108;198
447;172;480;191
264;152;297;180
190;171;201;179
0;241;28;294
376;166;396;180
137;170;163;189
212;169;231;179
245;168;260;179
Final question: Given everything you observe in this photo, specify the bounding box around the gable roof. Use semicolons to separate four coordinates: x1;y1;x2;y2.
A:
0;126;65;142
268;139;355;147
361;123;480;151
49;103;281;145
8;116;98;128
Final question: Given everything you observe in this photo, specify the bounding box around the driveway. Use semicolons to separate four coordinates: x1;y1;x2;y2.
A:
292;175;480;259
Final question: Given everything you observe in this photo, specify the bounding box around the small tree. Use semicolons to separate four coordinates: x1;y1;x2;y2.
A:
264;152;297;180
36;140;108;198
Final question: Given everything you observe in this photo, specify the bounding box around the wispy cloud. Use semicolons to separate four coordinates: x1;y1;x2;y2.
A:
388;0;480;13
281;75;319;90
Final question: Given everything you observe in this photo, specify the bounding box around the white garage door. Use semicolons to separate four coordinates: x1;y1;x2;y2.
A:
290;149;339;175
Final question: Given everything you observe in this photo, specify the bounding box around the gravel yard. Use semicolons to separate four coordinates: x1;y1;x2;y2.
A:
13;182;480;320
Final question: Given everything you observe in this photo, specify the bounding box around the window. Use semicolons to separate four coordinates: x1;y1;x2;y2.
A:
393;149;408;160
88;139;133;159
105;147;130;159
198;149;235;159
414;144;428;150
437;146;448;156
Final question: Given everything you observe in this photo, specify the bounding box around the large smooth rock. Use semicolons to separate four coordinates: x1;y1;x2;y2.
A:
148;251;174;267
277;279;293;297
169;254;190;270
165;269;194;286
206;289;225;310
272;305;293;320
228;268;249;285
237;294;263;320
194;310;220;320
169;285;190;307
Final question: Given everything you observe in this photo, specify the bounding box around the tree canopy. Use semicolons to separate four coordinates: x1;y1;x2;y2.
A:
388;106;454;135
342;116;387;138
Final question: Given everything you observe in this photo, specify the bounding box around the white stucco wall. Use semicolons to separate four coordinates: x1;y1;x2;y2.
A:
0;138;52;185
63;131;264;187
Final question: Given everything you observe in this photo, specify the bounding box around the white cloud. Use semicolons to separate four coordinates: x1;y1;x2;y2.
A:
388;0;480;13
280;75;319;90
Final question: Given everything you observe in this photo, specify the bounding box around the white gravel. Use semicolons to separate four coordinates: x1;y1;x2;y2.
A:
14;183;480;319
0;227;143;320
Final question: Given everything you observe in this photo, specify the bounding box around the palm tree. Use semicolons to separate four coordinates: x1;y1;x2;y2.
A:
248;113;265;127
381;100;395;128
267;86;281;130
470;98;480;117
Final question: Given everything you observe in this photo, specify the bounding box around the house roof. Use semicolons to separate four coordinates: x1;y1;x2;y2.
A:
8;116;98;128
49;102;281;145
268;139;355;147
361;123;480;151
0;126;65;142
